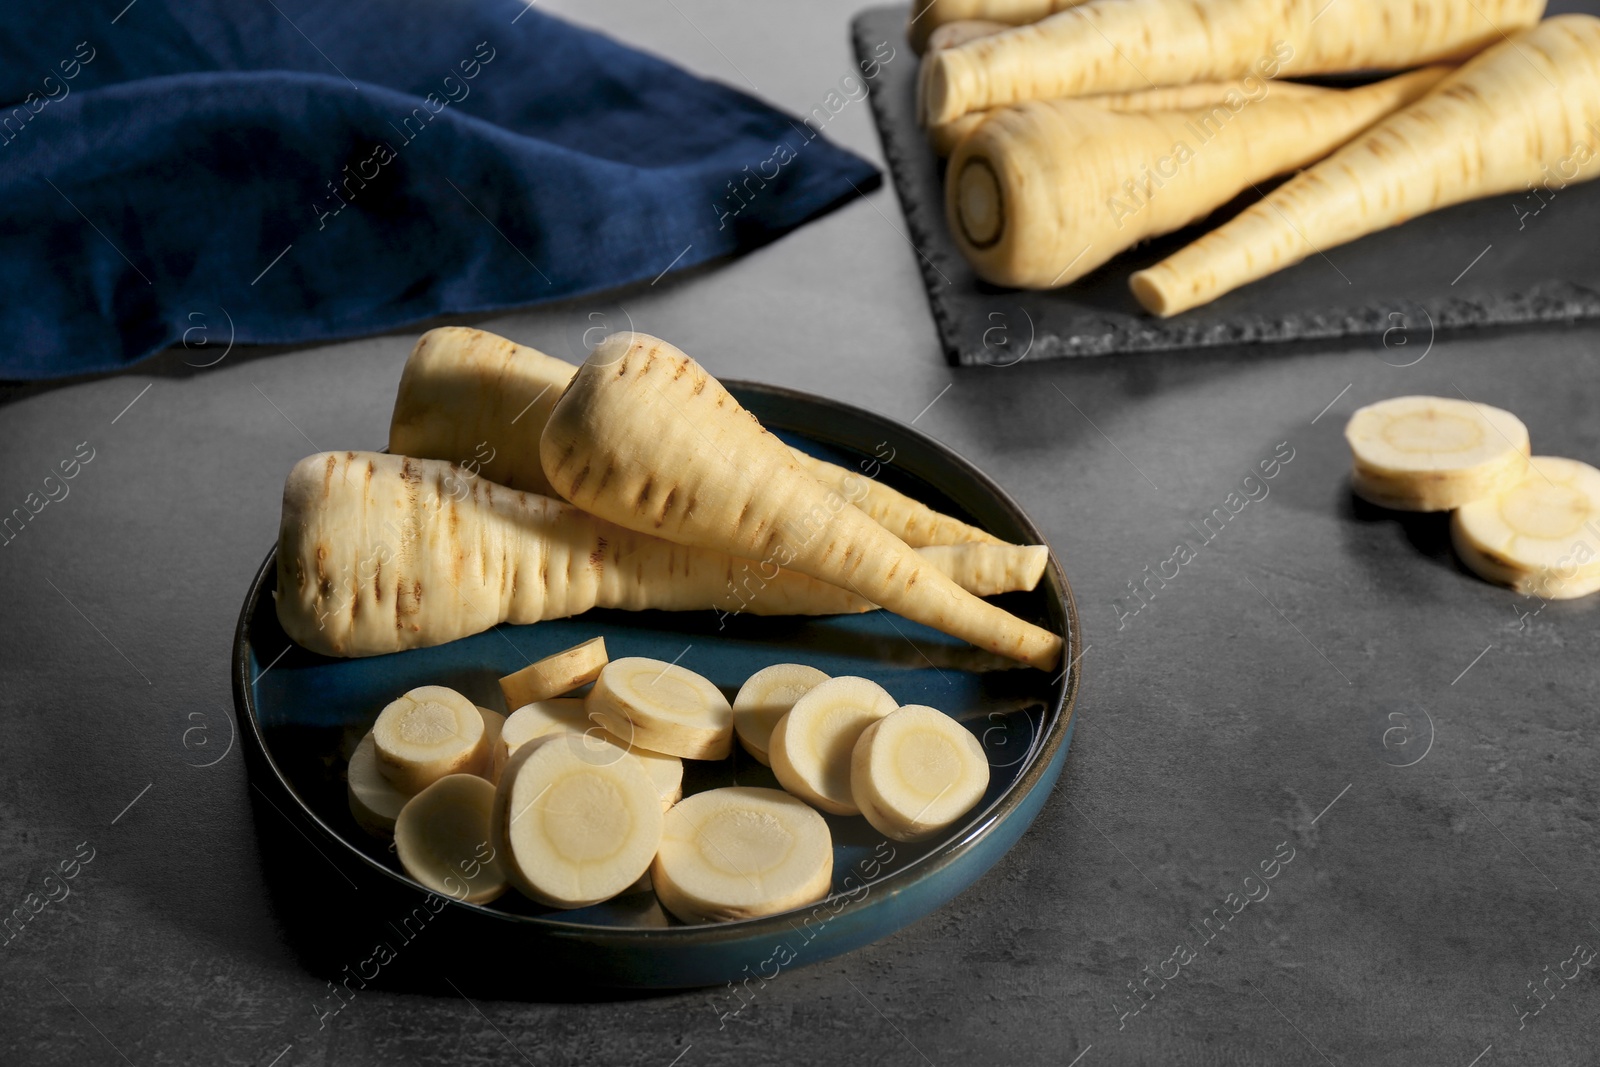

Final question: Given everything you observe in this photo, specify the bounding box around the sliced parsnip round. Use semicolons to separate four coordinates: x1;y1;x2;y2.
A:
851;705;990;841
768;676;897;815
651;786;833;924
634;746;684;810
499;637;609;710
587;657;733;760
732;664;831;766
477;706;507;785
501;698;590;755
1451;456;1600;599
1344;396;1531;511
578;727;685;811
491;733;664;909
347;732;411;837
373;686;487;793
394;774;508;904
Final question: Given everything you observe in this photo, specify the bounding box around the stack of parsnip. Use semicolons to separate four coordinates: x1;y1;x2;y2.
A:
274;326;1062;671
1344;395;1600;600
914;1;1600;313
350;638;992;923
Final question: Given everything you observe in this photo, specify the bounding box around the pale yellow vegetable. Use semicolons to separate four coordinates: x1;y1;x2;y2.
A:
1451;456;1600;599
769;677;899;815
1344;396;1530;512
913;542;1050;596
276;451;877;658
927;78;1329;156
391;325;1011;548
500;698;590;755
850;705;990;841
947;67;1448;288
1132;15;1600;316
477;706;508;786
927;18;1013;53
585;657;734;760
394;774;508;904
539;335;1063;670
784;449;1004;547
499;637;608;711
919;0;1543;125
347;732;410;836
650;787;833;924
732;663;831;765
388;327;573;498
909;0;1087;53
495;697;684;809
632;746;685;810
492;733;664;908
371;686;487;793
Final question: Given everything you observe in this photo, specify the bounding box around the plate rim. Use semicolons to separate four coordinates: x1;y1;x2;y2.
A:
232;378;1081;945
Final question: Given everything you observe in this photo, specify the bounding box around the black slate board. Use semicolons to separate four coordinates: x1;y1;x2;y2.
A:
851;3;1600;365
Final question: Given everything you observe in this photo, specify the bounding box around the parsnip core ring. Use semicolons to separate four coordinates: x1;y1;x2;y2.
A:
956;157;1004;249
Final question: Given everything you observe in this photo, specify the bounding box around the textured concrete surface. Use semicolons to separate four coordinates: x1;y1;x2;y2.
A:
2;2;1598;1065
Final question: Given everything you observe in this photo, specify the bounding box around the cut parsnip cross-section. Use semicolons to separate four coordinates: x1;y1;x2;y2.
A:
394;774;509;904
501;698;590;755
633;746;684;811
492;733;664;908
347;732;411;836
477;707;507;785
1345;396;1531;512
733;664;831;766
651;787;833;924
1452;456;1600;600
499;637;608;711
851;705;990;841
373;686;487;793
502;694;683;809
587;657;733;760
769;677;898;815
584;733;688;811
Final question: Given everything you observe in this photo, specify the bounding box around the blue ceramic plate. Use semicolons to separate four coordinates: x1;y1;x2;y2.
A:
233;381;1080;990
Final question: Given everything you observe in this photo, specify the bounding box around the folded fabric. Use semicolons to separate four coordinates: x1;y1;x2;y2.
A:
0;0;879;379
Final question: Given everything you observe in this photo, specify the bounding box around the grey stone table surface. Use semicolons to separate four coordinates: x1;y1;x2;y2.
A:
2;3;1598;1065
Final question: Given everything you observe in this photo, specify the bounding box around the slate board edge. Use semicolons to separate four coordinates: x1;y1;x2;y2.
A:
850;5;1600;366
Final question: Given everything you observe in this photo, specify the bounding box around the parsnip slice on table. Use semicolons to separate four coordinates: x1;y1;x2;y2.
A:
1343;396;1530;512
1452;456;1600;599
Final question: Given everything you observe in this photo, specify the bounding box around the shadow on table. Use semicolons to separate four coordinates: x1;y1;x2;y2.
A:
243;783;678;1005
1342;490;1457;566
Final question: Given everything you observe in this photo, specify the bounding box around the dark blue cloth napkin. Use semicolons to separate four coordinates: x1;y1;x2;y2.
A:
0;1;880;379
